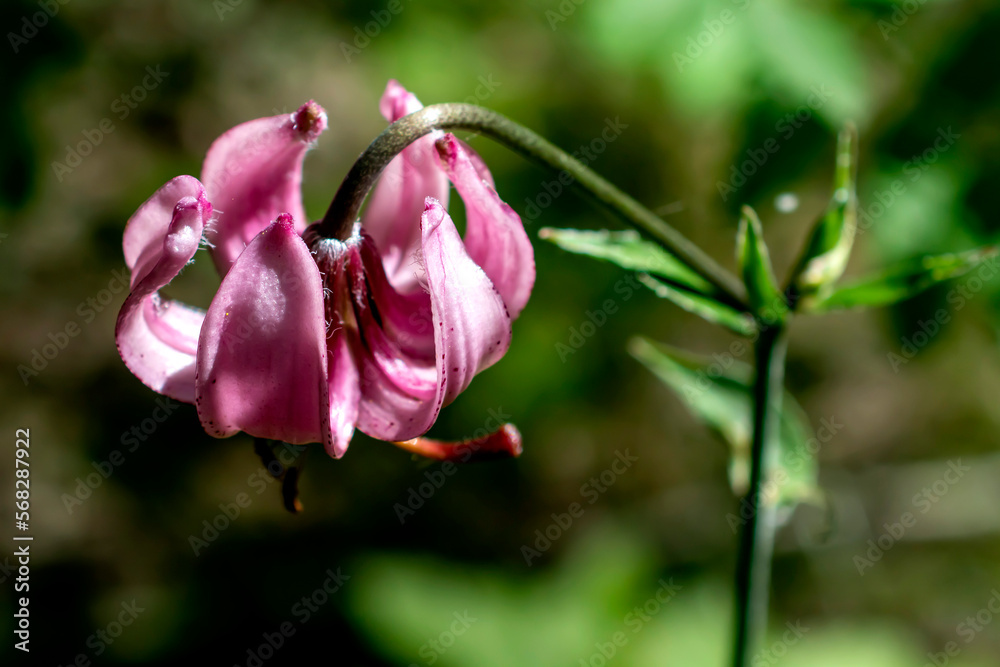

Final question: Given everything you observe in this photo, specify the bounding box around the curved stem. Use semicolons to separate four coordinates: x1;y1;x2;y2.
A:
732;321;788;667
314;103;747;310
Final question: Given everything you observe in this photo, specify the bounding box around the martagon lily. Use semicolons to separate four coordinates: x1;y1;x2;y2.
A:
115;81;534;460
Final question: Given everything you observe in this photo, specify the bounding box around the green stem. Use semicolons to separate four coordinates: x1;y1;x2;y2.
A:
314;103;747;311
731;321;788;667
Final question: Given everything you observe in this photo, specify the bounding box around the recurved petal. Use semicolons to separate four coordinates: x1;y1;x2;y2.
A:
195;214;329;444
356;198;512;442
378;79;424;121
202;101;327;277
116;191;212;403
436;133;535;318
362;81;449;292
423;198;512;406
122;175;207;289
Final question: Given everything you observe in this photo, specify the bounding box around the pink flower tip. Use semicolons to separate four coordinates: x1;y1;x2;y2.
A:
173;194;212;222
273;212;295;230
293;100;327;141
434;134;458;166
196;192;213;218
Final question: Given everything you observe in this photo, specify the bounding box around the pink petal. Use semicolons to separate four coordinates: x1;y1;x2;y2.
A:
362;81;449;292
423;199;512;405
452;139;495;189
122;175;207;288
325;323;360;458
347;234;438;441
355;198;512;442
195;214;329;444
202;101;327;277
313;239;363;459
378;79;424;121
116;180;212;403
436;133;535;319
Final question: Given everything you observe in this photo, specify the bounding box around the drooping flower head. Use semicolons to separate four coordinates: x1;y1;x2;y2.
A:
116;82;533;460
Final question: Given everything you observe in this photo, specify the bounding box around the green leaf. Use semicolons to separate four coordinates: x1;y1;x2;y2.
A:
638;274;755;336
775;394;822;508
539;227;713;293
628;337;820;510
790;124;858;295
736;206;787;321
804;246;999;313
348;526;659;667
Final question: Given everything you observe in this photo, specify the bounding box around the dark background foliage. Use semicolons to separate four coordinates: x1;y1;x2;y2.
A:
3;0;1000;664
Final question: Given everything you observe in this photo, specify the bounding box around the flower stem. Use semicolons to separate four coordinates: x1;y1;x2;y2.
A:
315;103;747;310
731;321;788;667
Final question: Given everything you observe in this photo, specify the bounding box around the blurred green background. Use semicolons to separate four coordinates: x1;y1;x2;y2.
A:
3;0;1000;664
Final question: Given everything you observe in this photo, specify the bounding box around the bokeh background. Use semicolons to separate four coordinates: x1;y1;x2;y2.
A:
3;0;1000;664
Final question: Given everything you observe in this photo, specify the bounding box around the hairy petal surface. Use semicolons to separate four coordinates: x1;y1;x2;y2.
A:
436;133;535;318
202;101;327;276
116;177;212;402
195;215;329;444
313;238;363;459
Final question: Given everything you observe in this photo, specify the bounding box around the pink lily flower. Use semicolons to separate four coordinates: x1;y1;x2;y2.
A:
115;81;534;459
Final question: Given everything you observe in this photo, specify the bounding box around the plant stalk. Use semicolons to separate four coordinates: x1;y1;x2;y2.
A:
731;321;788;667
314;103;747;311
